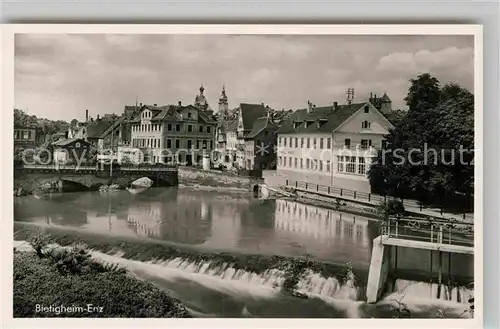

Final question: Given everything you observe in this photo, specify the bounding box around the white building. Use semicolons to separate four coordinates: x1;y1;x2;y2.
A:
276;99;394;193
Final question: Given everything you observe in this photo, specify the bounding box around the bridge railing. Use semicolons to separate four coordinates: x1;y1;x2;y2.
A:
20;164;178;172
380;216;474;247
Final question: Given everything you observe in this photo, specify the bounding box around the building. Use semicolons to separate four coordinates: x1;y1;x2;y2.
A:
14;125;41;149
242;113;278;170
234;103;273;169
52;138;92;165
276;97;394;193
129;94;217;165
369;92;392;114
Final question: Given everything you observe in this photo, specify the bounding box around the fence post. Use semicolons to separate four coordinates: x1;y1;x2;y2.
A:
286;179;288;186
295;181;298;188
328;186;330;194
340;189;343;196
354;191;356;199
317;184;319;192
305;182;308;189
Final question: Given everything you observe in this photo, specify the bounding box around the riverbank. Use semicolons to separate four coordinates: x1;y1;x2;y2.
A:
13;241;191;318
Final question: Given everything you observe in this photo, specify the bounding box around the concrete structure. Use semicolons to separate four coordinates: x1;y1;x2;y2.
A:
276;99;394;193
366;226;474;303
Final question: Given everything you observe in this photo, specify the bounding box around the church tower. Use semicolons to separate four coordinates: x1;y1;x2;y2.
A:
218;84;229;115
194;84;208;110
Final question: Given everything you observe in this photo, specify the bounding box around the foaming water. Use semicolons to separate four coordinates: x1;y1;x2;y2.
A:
392;279;473;304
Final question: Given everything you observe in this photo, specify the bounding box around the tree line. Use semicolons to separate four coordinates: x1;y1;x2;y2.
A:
369;73;474;211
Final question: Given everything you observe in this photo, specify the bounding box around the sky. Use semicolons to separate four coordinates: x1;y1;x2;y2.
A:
15;34;474;122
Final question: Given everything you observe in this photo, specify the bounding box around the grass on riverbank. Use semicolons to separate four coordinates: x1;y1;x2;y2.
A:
14;222;368;296
13;242;191;318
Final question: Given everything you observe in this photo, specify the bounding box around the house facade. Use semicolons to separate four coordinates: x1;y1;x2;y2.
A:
129;100;217;165
52;138;92;165
243;115;278;170
276;100;394;193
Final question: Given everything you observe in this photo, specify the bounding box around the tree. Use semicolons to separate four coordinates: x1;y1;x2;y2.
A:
70;119;79;127
368;74;474;210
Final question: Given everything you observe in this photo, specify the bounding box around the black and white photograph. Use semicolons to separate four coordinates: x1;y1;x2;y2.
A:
5;25;481;323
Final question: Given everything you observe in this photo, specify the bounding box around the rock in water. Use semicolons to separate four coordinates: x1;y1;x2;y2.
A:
131;177;153;188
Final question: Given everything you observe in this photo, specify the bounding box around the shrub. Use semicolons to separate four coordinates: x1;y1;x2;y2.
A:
26;229;52;258
377;199;405;219
13;252;190;318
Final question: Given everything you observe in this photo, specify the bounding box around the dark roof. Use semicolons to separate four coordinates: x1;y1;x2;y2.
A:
245;116;278;139
128;104;216;124
99;118;125;138
85;121;114;138
277;102;368;135
381;92;392;102
52;138;90;147
239;103;267;131
225;120;238;132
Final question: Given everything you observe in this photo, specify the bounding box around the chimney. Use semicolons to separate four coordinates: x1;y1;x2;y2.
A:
307;101;313;113
178;101;182;106
86;109;89;122
370;92;373;100
333;102;338;111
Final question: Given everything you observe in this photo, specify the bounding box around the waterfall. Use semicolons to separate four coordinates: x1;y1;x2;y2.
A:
392;279;473;304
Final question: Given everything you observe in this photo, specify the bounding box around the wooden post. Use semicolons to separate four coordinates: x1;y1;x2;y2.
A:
430;225;434;243
295;181;298;188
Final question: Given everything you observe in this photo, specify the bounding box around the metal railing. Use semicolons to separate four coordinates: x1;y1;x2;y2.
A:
285;179;473;221
380;216;474;247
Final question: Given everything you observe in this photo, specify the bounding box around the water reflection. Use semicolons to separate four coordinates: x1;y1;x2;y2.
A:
14;188;379;266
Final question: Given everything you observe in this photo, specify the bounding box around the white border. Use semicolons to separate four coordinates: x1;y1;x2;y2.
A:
1;24;483;329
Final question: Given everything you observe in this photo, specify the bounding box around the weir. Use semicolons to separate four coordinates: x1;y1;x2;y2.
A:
366;217;474;303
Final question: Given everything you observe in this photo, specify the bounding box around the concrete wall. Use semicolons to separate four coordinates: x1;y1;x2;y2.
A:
178;166;262;191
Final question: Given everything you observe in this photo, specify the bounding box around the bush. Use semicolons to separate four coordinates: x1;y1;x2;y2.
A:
377;199;405;219
26;229;52;258
13;252;190;317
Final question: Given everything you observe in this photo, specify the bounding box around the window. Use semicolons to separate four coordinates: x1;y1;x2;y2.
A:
358;157;366;175
167;124;172;131
294;138;298;148
307;138;310;148
301;138;304;148
362;121;371;129
188;112;192;118
306;158;310;169
344;138;351;149
284;138;287;147
313;138;317;148
176;124;181;132
187;140;192;149
361;139;369;149
294;158;298;168
289;138;292;147
279;156;282;166
188;125;193;132
320;138;324;149
288;157;292;167
207;126;211;133
319;160;323;171
337;156;344;172
327;138;331;149
202;140;207;149
210;141;213;149
175;140;180;148
364;106;369;113
326;160;331;172
300;158;303;169
167;139;172;148
199;125;203;133
346;156;356;173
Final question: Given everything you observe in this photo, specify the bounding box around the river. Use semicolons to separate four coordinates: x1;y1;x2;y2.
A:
13;186;472;318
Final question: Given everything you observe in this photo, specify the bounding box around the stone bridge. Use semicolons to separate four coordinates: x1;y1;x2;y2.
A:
14;164;178;195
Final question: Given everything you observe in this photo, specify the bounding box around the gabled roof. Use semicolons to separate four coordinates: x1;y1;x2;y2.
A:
52;138;90;147
128;104;216;124
277;102;368;135
245;116;278;139
239;103;267;131
85;121;114;138
99;117;125;138
381;92;392;102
